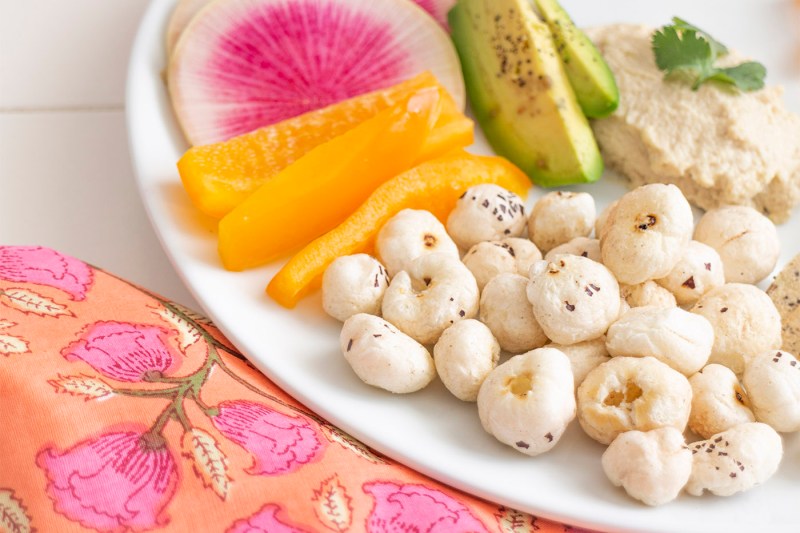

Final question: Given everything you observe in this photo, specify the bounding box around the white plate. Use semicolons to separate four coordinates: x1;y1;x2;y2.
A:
127;1;800;531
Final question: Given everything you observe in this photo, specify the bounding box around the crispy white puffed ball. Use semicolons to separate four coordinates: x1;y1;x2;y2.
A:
605;306;714;376
526;255;620;345
322;254;390;322
462;238;542;290
375;209;459;277
340;314;435;393
434;320;500;402
547;337;611;390
742;350;800;432
544;237;602;263
686;423;782;497
694;205;780;284
600;184;693;285
690;283;782;375
480;274;548;354
619;281;677;309
595;199;619;241
382;253;479;345
528;191;595;253
688;364;754;439
446;184;527;250
656;241;725;306
602;427;692;506
577;356;692;445
477;347;575;456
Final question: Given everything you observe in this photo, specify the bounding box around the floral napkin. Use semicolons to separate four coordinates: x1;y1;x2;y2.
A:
0;245;585;532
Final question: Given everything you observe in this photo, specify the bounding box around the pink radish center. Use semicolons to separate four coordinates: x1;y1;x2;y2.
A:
209;0;411;138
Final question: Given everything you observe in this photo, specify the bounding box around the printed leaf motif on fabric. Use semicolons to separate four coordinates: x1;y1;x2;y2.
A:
312;476;353;532
0;489;33;533
496;506;540;532
152;305;202;353
168;301;214;326
320;424;385;464
0;334;29;356
0;288;72;317
48;374;113;400
182;428;231;500
0;319;16;329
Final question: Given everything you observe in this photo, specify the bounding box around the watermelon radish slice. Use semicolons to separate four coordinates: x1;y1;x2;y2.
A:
414;0;457;29
168;0;465;146
165;0;212;55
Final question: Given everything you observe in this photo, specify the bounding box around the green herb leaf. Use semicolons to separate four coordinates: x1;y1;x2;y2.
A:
651;18;767;92
671;17;728;57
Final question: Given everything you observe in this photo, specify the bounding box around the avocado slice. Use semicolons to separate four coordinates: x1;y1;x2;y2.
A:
449;0;603;187
534;0;619;118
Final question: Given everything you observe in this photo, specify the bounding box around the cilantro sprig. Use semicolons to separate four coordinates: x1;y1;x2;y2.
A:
652;17;766;92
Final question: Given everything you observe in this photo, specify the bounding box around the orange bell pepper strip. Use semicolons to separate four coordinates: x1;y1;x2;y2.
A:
218;88;442;271
178;72;473;219
266;150;531;308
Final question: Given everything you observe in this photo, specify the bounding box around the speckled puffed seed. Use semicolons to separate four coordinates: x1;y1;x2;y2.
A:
446;184;527;250
340;314;435;393
480;274;548;354
544;237;602;263
577;356;692;445
526;255;620;345
595;199;619;241
656;241;724;306
375;209;459;277
742;350;800;432
381;253;479;345
547;337;611;390
600;184;693;285
619;281;677;309
462;238;542;290
528;191;596;253
602;427;692;506
688;364;754;439
322;254;390;322
694;205;780;284
605;306;714;376
686;423;783;497
477;347;575;456
433;319;500;402
690;283;783;375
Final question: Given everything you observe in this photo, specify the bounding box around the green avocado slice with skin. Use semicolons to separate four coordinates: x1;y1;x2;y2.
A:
534;0;619;118
449;0;603;187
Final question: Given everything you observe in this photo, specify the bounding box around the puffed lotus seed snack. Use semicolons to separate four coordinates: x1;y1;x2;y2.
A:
600;183;693;285
480;273;548;354
577;356;692;445
463;238;542;290
322;254;389;322
528;191;595;253
477;347;575;456
376;208;459;277
656;240;724;306
446;184;527;250
434;319;500;402
688;364;754;440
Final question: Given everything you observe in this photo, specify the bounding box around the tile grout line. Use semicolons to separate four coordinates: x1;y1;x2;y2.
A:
0;104;125;114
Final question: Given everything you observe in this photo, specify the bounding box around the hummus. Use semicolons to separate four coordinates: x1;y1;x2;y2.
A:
588;24;800;223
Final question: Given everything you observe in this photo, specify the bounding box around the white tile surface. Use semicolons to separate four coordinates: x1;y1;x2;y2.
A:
0;110;199;308
0;0;150;109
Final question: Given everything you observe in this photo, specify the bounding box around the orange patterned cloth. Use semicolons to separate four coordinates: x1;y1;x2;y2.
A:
0;246;586;533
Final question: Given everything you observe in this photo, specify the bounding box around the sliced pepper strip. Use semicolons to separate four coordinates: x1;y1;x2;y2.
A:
266;150;531;308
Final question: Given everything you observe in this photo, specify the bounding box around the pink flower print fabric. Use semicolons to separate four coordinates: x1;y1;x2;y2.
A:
212;400;326;475
36;431;178;531
0;245;577;533
365;481;489;532
226;504;312;533
0;245;92;300
62;321;180;382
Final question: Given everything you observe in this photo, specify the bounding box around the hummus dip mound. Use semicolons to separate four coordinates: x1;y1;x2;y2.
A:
588;24;800;223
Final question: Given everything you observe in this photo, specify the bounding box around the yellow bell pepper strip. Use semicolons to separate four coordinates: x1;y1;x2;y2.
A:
178;72;473;218
218;88;442;271
266;150;531;308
